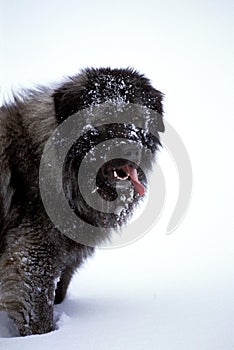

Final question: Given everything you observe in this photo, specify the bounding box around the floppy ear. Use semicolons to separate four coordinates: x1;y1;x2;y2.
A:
151;89;165;133
53;81;85;123
157;113;165;133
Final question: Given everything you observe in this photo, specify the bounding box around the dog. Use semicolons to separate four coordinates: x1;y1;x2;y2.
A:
0;67;164;335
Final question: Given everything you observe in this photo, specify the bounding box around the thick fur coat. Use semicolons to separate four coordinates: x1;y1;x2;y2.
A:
0;67;164;336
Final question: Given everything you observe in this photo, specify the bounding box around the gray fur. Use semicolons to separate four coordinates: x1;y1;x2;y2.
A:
0;91;94;335
0;67;163;336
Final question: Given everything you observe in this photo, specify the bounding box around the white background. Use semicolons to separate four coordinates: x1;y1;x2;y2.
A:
0;0;234;349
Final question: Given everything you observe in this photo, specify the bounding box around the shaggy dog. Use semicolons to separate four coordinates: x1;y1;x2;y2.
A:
0;67;164;335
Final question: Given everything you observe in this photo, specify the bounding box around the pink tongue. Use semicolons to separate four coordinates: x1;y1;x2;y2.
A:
123;166;145;196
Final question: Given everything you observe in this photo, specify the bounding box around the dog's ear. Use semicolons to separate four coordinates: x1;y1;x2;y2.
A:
157;113;165;133
53;81;85;123
151;89;165;133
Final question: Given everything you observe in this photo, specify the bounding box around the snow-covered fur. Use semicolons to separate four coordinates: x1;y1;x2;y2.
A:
0;67;164;336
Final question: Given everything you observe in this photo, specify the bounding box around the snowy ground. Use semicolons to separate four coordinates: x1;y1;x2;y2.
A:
1;210;234;349
1;0;233;349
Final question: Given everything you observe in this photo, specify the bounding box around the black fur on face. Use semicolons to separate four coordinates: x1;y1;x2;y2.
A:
54;68;164;229
62;122;159;228
53;67;164;125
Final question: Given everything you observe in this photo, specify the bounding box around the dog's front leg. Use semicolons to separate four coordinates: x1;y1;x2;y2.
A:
0;227;60;336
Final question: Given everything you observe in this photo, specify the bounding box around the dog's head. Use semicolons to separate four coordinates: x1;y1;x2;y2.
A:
53;67;164;229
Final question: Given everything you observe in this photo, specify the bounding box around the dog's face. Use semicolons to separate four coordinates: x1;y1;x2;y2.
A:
53;68;164;230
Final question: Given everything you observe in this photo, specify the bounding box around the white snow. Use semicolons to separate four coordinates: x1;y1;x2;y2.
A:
1;236;234;349
1;0;233;348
